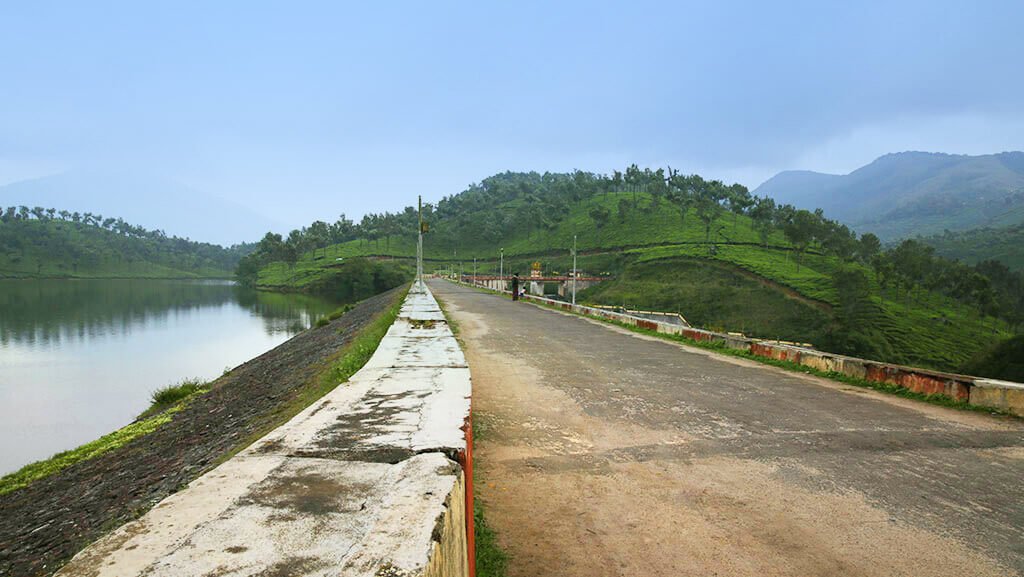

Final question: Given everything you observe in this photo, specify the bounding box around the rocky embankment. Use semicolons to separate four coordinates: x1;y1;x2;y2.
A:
0;287;404;577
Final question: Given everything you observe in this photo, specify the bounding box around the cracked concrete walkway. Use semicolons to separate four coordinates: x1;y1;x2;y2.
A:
430;280;1024;577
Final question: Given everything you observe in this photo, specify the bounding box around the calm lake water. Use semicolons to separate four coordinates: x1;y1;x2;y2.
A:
0;279;343;474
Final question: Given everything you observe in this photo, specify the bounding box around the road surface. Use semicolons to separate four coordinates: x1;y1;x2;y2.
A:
429;280;1024;577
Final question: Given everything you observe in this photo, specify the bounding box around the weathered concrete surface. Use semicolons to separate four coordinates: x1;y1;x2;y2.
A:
433;279;1024;577
56;282;471;577
973;379;1024;416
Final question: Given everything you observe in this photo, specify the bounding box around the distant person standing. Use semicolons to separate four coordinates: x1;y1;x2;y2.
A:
511;273;520;301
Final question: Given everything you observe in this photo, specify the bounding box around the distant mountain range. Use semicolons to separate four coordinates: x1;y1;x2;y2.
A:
754;151;1024;241
0;171;283;246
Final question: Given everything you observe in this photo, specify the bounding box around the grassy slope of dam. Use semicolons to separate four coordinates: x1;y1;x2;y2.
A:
251;191;1011;373
0;286;406;577
253;255;413;296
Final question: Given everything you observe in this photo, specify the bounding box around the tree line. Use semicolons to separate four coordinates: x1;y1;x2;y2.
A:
0;205;253;275
233;165;1023;329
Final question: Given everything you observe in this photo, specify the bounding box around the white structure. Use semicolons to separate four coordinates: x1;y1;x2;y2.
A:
57;283;472;577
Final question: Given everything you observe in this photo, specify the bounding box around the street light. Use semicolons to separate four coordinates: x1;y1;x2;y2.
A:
499;247;504;280
572;234;577;305
416;195;424;287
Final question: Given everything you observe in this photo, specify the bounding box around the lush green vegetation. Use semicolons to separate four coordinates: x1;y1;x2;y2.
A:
921;224;1024;272
0;205;253;278
224;286;407;463
2;373;220;495
244;254;412;299
583;248;1010;370
580;257;832;343
141;378;210;419
0;403;186;496
475;503;510;577
241;165;1022;373
437;295;509;577
960;335;1024;382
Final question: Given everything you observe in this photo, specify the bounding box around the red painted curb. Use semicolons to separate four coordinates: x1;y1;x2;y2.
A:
459;409;476;577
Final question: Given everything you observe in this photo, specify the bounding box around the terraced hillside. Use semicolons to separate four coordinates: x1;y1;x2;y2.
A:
254;187;1013;373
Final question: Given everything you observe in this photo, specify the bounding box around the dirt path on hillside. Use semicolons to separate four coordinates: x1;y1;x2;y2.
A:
0;287;403;577
433;280;1024;577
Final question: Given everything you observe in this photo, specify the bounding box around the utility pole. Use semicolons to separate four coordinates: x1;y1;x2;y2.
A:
417;195;424;288
473;257;477;282
572;234;577;306
499;247;504;280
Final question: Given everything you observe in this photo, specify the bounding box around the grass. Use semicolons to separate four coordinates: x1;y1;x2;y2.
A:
221;285;408;464
434;288;510;575
611;244;1010;371
140;378;209;418
579;257;832;343
327;303;355;320
320;300;401;384
0;404;186;496
1;375;216;495
475;502;509;577
921;223;1024;272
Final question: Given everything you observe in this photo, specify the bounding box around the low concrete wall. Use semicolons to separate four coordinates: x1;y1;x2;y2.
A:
464;279;1024;418
971;379;1024;417
57;281;473;577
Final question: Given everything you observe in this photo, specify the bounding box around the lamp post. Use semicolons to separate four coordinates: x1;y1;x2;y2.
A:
499;248;504;280
416;196;423;287
572;234;577;305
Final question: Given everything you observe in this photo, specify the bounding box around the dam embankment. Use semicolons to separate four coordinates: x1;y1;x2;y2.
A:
51;280;472;576
0;286;406;577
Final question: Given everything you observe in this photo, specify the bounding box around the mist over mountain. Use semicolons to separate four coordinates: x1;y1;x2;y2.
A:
0;171;284;246
754;152;1024;240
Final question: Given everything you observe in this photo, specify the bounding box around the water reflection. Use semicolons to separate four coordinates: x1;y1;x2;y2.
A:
0;279;339;347
0;279;344;473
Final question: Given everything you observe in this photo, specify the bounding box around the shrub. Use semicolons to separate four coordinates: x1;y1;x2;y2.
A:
145;378;209;417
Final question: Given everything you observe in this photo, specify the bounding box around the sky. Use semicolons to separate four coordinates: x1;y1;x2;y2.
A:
2;0;1023;240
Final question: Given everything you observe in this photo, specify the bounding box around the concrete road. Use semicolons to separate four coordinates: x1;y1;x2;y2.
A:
430;280;1024;577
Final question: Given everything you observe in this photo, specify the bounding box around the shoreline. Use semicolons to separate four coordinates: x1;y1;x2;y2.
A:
0;285;406;577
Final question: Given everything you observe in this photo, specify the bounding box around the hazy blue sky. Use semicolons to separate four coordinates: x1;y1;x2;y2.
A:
2;0;1023;237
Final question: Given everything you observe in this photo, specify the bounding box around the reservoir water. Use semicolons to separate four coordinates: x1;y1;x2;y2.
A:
0;279;343;474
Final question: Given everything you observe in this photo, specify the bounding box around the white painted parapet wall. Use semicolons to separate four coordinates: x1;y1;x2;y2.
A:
57;281;473;577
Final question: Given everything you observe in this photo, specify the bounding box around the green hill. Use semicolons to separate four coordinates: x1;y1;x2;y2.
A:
254;257;412;301
959;335;1024;382
244;169;1021;373
920;224;1024;272
0;209;250;279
